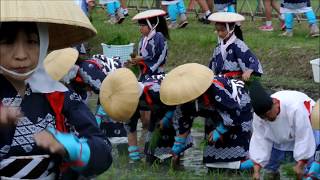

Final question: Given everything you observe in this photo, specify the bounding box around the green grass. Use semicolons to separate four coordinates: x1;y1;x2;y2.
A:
89;5;320;98
88;4;319;179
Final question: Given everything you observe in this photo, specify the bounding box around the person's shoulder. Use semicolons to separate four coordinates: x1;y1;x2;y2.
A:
155;32;166;40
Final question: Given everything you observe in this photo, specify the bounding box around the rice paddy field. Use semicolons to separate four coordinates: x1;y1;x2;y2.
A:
86;0;320;179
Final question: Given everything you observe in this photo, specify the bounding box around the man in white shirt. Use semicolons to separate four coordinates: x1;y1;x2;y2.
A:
248;81;316;179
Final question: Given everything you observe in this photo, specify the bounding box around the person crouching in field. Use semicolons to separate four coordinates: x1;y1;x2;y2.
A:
160;63;254;171
124;74;190;164
208;12;263;84
248;82;317;180
100;0;125;24
0;1;112;179
280;0;319;37
305;100;320;180
45;52;129;141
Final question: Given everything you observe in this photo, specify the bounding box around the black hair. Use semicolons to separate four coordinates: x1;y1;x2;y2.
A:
0;22;39;44
138;16;170;40
215;22;244;41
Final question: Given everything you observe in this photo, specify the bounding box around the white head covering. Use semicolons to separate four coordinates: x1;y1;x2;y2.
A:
26;23;68;93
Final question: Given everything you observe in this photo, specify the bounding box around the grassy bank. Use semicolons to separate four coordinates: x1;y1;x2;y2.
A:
89;6;319;99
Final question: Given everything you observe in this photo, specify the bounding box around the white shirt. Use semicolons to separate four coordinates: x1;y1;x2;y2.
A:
249;90;316;167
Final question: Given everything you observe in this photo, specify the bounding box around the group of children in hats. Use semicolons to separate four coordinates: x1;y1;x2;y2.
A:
0;0;319;180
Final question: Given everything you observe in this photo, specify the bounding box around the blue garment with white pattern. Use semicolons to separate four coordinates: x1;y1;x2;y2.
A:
175;75;253;163
138;32;168;82
208;38;263;77
281;0;311;9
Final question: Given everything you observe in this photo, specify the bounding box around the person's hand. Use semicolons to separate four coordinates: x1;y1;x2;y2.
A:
253;164;261;180
0;106;23;126
34;130;66;157
87;0;95;7
293;161;305;180
242;69;253;81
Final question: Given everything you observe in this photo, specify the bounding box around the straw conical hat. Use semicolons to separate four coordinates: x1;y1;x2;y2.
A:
160;63;214;106
132;9;166;20
208;12;245;23
44;48;79;81
311;100;320;130
99;68;140;123
0;0;97;50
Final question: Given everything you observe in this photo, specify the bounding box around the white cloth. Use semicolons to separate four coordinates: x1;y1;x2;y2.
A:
249;90;316;167
26;24;68;93
219;34;237;62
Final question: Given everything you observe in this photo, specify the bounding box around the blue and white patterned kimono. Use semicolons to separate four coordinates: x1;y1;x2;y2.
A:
65;55;126;138
208;34;263;79
214;0;235;12
138;31;168;82
0;75;112;178
175;75;253;164
281;0;311;9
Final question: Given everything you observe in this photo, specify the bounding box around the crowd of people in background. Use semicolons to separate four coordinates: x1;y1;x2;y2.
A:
0;0;319;180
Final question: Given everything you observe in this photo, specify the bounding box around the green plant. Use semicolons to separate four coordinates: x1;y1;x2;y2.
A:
106;33;130;45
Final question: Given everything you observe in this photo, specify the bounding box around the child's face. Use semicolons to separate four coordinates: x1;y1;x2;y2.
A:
215;23;228;39
0;28;40;81
139;24;151;37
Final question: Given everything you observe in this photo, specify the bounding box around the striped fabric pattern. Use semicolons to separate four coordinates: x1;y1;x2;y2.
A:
0;155;55;179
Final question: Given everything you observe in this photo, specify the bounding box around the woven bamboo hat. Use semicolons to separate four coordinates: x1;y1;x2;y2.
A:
160;63;214;106
44;48;79;81
99;68;140;123
132;9;166;20
208;12;245;23
0;0;97;50
311;100;320;130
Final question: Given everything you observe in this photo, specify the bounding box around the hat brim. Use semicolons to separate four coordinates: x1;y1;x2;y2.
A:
208;12;245;23
1;0;97;50
132;9;166;20
44;48;79;81
160;63;214;106
99;68;140;123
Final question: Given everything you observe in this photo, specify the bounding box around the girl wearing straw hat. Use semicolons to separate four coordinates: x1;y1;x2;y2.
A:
130;9;169;82
125;74;192;163
44;51;128;144
207;12;263;82
160;63;254;171
0;1;112;179
305;100;320;180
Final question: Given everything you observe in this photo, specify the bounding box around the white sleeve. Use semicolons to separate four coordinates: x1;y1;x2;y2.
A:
249;114;273;167
293;105;316;161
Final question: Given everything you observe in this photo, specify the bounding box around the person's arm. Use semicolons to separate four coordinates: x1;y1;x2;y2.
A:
60;91;112;176
292;104;316;178
233;40;263;80
249;115;273;179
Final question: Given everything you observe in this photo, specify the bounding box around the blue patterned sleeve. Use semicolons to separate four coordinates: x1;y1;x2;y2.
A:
62;91;112;176
233;40;263;76
141;33;168;73
78;61;106;94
